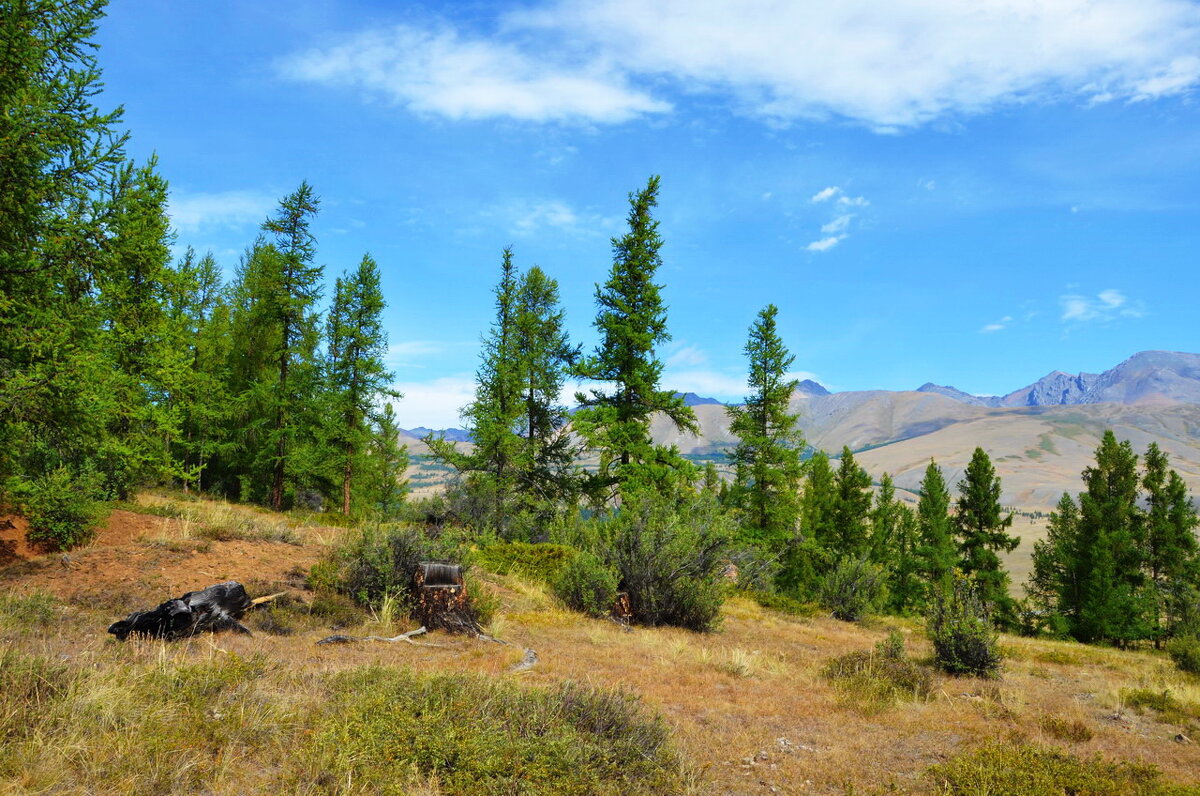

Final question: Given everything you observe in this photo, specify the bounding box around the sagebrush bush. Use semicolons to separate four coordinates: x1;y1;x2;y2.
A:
1167;635;1200;675
10;466;106;550
819;556;886;622
927;575;1002;678
553;550;619;617
308;667;683;795
475;541;578;583
601;492;732;632
332;524;463;608
822;632;933;712
928;742;1199;796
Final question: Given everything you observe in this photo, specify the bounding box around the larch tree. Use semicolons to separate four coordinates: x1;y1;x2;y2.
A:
1074;431;1149;645
916;459;956;592
726;304;804;550
260;183;322;511
1142;442;1200;643
573;176;697;502
512;264;581;510
0;0;127;522
831;446;872;561
954;447;1019;628
428;247;525;531
325;254;397;515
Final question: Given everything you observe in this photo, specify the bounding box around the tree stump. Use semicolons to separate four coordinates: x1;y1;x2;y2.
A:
412;562;482;635
108;581;253;641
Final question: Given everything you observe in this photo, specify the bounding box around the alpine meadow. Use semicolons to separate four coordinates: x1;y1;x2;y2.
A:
4;1;1200;794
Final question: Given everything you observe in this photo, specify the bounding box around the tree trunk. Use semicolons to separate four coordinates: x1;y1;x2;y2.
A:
342;441;353;515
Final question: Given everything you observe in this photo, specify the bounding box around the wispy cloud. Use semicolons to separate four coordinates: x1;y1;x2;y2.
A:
1060;288;1145;322
291;1;1200;129
487;198;617;237
390;375;476;429
806;236;843;253
979;315;1013;334
279;24;669;124
169;190;276;232
806;186;868;252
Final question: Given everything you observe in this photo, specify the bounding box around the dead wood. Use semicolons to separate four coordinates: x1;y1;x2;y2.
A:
508;648;539;673
108;581;254;641
316;626;450;648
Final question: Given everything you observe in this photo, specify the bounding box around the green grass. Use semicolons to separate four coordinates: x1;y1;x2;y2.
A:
308;667;684;795
0;647;683;795
0;591;60;629
929;742;1200;795
474;541;579;584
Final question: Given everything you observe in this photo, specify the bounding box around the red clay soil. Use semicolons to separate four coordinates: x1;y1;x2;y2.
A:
0;509;321;607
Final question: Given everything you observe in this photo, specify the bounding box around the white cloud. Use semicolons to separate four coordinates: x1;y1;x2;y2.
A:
665;344;709;369
1060;289;1145;322
488;198;616;237
806;185;868;252
384;340;453;369
280;24;669;124
979;315;1013;333
389;375;476;429
169;190;276;232
284;1;1200;129
806;235;844;252
821;214;853;235
525;0;1200;128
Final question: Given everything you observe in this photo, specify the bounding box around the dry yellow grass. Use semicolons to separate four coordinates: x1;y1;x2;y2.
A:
3;496;1199;794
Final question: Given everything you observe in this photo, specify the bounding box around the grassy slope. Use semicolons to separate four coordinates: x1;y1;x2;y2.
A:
1;495;1199;794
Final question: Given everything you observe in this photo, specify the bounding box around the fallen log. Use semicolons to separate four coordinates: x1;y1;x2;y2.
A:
108;581;254;641
316;626;449;648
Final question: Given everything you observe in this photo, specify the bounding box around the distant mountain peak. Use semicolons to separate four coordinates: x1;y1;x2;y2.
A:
403;426;474;443
673;392;724;407
919;351;1200;409
796;379;830;396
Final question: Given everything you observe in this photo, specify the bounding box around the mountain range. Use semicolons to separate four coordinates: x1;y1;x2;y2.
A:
915;350;1200;407
403;351;1200;510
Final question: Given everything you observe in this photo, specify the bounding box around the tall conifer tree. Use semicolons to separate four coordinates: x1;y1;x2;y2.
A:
726;304;804;549
325;254;397;515
954;447;1019;627
260;183;322;510
831;446;872;560
916;460;956;591
574;176;697;501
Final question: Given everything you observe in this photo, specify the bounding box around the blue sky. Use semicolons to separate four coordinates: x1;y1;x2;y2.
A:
97;0;1200;427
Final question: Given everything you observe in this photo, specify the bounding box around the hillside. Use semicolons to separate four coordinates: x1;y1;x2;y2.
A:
2;494;1199;794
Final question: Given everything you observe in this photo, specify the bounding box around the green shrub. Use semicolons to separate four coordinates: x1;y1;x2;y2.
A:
307;667;683;795
1039;714;1094;743
746;589;817;617
602;493;732;632
553;551;619;617
1167;635;1200;675
332;524;463;609
1122;687;1200;724
11;466;106;550
0;591;60;629
475;541;579;583
927;575;1002;678
928;742;1200;795
822;632;933;712
818;556;885;622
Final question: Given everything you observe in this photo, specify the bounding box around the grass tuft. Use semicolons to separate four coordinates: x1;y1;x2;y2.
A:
929;742;1200;795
